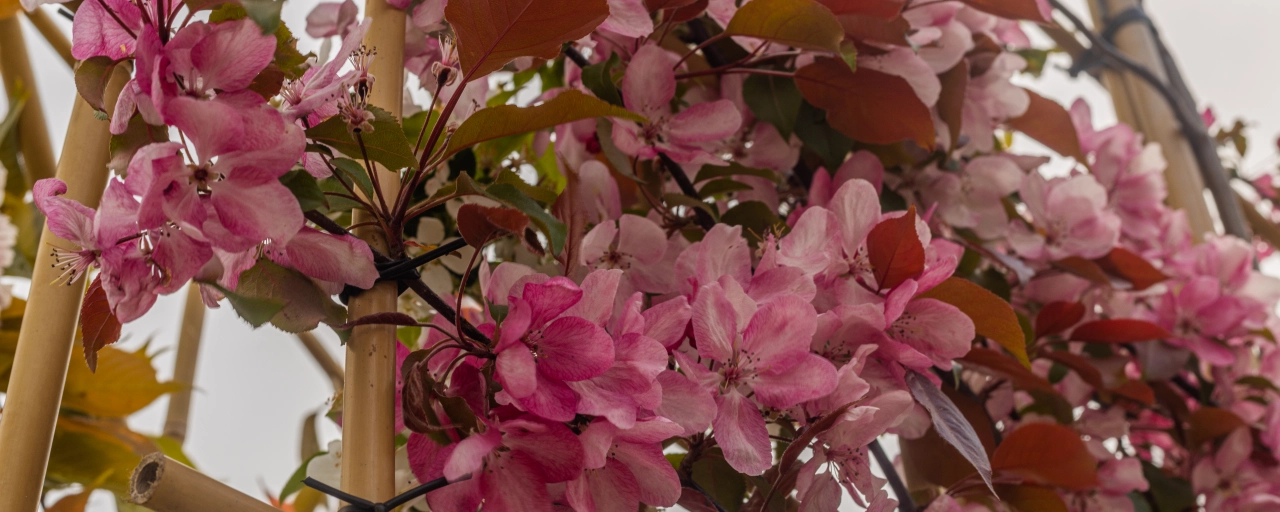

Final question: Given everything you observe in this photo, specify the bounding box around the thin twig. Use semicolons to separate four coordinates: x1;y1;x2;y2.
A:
869;439;915;512
682;480;728;512
657;153;716;230
404;279;492;346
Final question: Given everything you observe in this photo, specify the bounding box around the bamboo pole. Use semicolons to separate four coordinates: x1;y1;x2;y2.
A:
1083;0;1217;238
128;453;281;512
0;15;57;185
162;285;207;444
297;330;345;390
340;0;405;501
0;66;128;512
24;8;74;68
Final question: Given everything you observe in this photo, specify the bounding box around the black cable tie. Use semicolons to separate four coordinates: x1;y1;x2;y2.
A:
302;475;456;512
339;239;468;304
1067;6;1153;78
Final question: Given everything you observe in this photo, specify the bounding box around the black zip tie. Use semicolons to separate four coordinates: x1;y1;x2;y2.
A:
302;475;460;512
58;7;75;21
338;239;468;305
1067;6;1152;78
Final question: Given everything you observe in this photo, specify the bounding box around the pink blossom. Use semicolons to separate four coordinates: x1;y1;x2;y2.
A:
611;44;742;165
567;418;683;511
1008;172;1121;261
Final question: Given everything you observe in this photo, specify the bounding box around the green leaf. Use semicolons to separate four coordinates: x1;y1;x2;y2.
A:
402;109;441;146
317;179;363;215
484;184;567;254
74;57;121;112
721;201;781;245
693;161;779;184
794;100;852;169
581;52;624;106
306;106;418;171
691;453;746;512
233;260;347;332
280;451;326;499
425;172;488;205
443;90;644;161
279;169;327;212
109;114;170;173
495;171;558;205
595;119;643;182
328;158;376;201
697;178;753;198
742;74;802;138
1142;461;1195;512
204;282;286;328
241;0;284;33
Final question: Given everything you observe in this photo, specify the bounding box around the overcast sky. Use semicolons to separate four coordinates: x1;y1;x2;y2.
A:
8;0;1280;509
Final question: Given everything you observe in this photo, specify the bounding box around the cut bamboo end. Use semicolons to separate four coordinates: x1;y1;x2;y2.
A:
0;65;129;512
24;8;73;68
0;15;57;185
163;284;208;444
129;453;281;512
297;330;345;391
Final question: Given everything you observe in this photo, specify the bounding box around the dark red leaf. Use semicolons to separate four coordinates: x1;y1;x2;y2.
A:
80;276;122;373
456;204;530;248
1186;407;1246;448
1038;350;1105;393
1095;248;1167;291
1069;319;1170;344
960;347;1057;394
865;205;925;291
835;13;911;46
1034;301;1086;339
817;0;904;17
795;58;934;148
1008;89;1085;162
1050;256;1111;286
937;60;968;152
1111;380;1155;406
961;0;1050;22
666;0;708;22
991;423;1099;491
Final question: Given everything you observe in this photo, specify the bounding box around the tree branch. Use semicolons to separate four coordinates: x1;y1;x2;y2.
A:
404;278;492;346
869;439;915;512
658;153;716;231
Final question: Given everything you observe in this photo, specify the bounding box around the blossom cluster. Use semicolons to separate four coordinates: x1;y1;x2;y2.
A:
25;0;1280;510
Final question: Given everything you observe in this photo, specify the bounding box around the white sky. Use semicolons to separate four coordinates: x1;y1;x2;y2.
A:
7;0;1280;509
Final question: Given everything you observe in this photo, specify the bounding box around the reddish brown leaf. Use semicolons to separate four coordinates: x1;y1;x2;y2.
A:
995;484;1069;512
1111;380;1155;406
817;0;904;17
1050;256;1111;286
644;0;698;10
456;204;531;248
835;13;911;46
724;0;844;53
1038;350;1105;393
667;0;708;22
865;206;925;291
937;60;968;151
446;0;609;80
1069;319;1170;344
1008;89;1086;163
991;423;1099;491
80;276;122;373
961;0;1050;22
960;347;1056;394
1186;407;1247;448
795;58;935;148
1095;248;1167;291
919;277;1029;367
1034;301;1086;339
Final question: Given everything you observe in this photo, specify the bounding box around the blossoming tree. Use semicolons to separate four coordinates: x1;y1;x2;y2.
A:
3;0;1280;510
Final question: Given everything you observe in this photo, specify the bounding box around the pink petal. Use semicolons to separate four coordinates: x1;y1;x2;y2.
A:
503;417;585;482
192;19;276;92
407;432;451;482
486;262;536;306
829;180;882;257
497;345;538;398
642;296;691;348
692;282;740;362
522;276;584;326
612;442;682;507
443;428;501;481
282;228;378;288
666;100;743;143
740;294;818;369
600;0;655;37
798;470;842;512
713;389;772;476
779;206;840;275
537;317;616;381
564;269;622;326
891;298;975;366
580;219;618;266
622;45;676;118
71;0;141;60
480;452;555;512
617;214;667;265
208;177;304;244
578;420;618;470
833;151;885;193
579;459;642;512
33;178;97;249
511;373;579;422
751;352;838;409
656;370;717;436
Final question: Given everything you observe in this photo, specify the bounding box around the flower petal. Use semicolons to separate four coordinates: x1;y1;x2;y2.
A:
713;388;772;476
537;317;616;381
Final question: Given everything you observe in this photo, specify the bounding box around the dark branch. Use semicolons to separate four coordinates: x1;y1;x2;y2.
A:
658;152;716;231
1049;0;1251;240
405;278;492;346
682;479;728;512
869;439;915;512
378;238;470;281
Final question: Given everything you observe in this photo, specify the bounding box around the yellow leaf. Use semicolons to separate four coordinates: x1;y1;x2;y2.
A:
48;416;157;493
63;344;184;418
919;276;1031;367
725;0;844;53
443;90;644;162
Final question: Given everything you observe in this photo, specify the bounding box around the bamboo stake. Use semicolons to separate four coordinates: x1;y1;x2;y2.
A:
340;0;405;501
297;330;345;390
128;453;281;512
162;285;207;444
24;8;74;68
0;15;57;185
1082;0;1217;238
0;66;128;512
